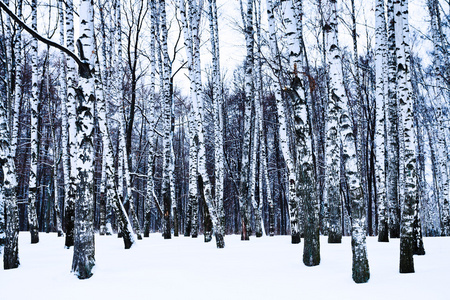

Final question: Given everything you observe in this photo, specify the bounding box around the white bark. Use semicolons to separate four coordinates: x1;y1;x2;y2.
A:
267;0;300;243
375;0;389;242
386;0;400;238
71;0;97;279
28;0;40;244
395;0;417;274
428;0;450;236
64;0;78;248
209;0;226;244
58;0;71;239
10;0;22;159
324;0;369;283
0;98;19;269
160;0;173;239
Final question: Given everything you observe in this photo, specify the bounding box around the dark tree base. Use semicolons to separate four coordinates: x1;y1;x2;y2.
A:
204;231;212;243
400;237;415;273
291;233;301;244
328;233;342;244
352;258;370;283
215;233;225;248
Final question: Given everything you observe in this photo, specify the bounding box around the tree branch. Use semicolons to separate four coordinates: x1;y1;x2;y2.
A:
0;0;85;71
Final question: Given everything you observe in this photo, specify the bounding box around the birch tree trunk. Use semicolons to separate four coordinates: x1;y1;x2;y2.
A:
71;0;97;279
10;0;22;159
58;0;71;239
428;0;450;236
0;0;12;254
395;0;418;274
322;0;342;244
324;0;369;283
1;97;19;270
238;0;254;241
28;0;40;244
386;0;400;239
266;0;300;244
64;0;78;248
144;1;158;237
97;0;113;236
287;0;320;265
160;0;173;239
375;0;389;242
209;0;226;243
179;0;225;247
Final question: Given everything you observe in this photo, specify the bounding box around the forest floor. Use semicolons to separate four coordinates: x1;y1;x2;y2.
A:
1;232;448;300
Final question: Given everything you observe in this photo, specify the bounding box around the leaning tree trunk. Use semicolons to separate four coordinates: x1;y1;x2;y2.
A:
266;0;300;244
71;0;97;279
375;0;389;242
324;0;369;283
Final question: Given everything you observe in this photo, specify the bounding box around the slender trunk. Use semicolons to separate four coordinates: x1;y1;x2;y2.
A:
160;0;172;239
209;0;226;245
64;0;78;248
375;0;389;242
28;0;40;244
386;0;400;239
144;2;158;237
395;0;417;274
266;0;300;244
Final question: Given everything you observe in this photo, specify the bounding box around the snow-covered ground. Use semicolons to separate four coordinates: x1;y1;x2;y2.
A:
1;232;448;300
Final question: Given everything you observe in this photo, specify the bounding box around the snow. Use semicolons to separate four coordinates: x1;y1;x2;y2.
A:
1;233;449;300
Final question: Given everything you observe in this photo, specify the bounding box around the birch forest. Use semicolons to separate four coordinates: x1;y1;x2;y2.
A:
0;0;448;284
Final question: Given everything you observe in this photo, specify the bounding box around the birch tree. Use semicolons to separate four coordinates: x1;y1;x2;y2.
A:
375;0;389;242
238;0;254;240
286;0;320;265
144;0;159;237
28;0;40;244
322;0;342;244
160;0;174;239
58;0;70;239
395;0;418;274
71;0;97;279
266;0;300;244
427;0;450;236
179;0;225;247
1;96;19;270
208;0;226;243
386;0;400;239
64;0;78;248
323;0;369;283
